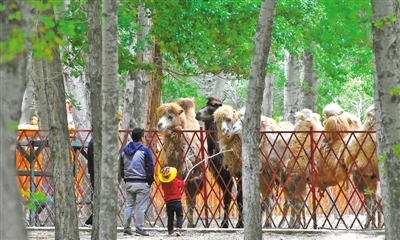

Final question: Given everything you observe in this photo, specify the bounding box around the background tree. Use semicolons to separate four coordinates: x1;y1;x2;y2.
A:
242;0;277;239
120;1;152;131
38;2;80;239
85;0;103;238
371;0;400;239
95;0;120;239
0;2;31;239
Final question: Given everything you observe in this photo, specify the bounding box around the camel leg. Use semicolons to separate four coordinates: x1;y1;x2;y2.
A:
363;195;373;229
261;196;273;228
278;198;290;228
326;187;340;219
185;176;203;228
216;169;234;228
235;178;244;228
290;198;302;229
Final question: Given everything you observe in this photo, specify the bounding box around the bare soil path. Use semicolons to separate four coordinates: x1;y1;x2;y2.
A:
28;227;385;240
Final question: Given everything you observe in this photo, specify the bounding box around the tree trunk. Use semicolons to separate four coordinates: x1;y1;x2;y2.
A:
65;72;91;129
121;3;151;131
299;49;316;111
146;42;163;131
242;0;277;239
211;72;226;100
283;50;299;124
0;2;30;239
371;1;400;239
31;58;49;129
39;4;80;238
261;75;274;117
86;0;103;238
96;1;120;239
20;77;35;125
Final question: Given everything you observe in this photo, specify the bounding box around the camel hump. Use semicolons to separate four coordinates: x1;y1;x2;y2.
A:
323;103;344;120
176;98;195;112
206;97;223;107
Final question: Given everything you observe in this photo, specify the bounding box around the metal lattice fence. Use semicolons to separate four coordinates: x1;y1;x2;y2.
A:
15;129;383;229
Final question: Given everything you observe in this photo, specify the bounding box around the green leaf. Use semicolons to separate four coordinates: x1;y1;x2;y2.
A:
8;121;18;131
392;143;400;162
389;87;400;96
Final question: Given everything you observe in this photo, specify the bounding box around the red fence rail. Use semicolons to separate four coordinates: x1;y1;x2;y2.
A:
15;129;383;229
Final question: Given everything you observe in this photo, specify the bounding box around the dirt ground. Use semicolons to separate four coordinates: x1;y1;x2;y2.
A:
28;228;385;240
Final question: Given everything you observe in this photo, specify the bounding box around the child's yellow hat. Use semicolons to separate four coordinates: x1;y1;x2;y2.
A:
159;166;177;183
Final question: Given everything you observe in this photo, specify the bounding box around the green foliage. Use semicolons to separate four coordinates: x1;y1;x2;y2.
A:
0;29;26;63
8;121;18;131
363;188;373;195
148;0;260;77
20;190;47;210
392;143;400;162
389;87;400;96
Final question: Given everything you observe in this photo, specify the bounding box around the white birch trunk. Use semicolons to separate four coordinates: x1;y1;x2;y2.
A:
211;72;226;100
371;1;400;239
283;50;299;124
242;0;277;239
300;49;317;111
65;72;91;129
20;77;35;125
31;58;49;129
261;75;274;117
121;3;151;132
97;1;119;239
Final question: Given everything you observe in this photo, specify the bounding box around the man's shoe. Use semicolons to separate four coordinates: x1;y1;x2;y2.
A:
135;229;149;236
175;228;182;236
123;230;133;236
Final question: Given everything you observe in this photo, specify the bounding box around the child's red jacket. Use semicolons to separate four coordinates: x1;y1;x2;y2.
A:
161;178;186;203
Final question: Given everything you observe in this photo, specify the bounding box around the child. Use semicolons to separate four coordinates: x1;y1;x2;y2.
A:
159;166;186;236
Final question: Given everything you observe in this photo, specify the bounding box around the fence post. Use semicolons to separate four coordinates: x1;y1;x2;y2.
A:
310;127;317;229
199;127;209;227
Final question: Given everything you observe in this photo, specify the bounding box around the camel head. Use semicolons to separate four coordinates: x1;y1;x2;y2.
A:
213;105;238;138
363;104;375;131
294;109;324;131
156;103;185;132
195;97;223;122
231;108;246;135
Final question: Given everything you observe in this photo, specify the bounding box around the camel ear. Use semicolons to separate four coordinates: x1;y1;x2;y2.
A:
178;109;184;115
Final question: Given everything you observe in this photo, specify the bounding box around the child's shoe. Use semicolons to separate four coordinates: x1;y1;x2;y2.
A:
175;228;181;236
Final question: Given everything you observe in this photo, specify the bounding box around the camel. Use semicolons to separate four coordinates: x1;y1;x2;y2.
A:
280;106;361;229
213;105;279;228
341;105;382;228
195;97;237;228
156;98;203;228
231;110;294;228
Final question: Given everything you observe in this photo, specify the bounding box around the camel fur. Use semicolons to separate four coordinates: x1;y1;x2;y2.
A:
156;98;203;228
195;97;236;228
342;104;382;228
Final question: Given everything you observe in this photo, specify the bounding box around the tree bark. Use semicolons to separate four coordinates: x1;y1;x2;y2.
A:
19;58;35;124
31;58;49;129
0;2;31;239
300;49;317;111
242;0;277;239
283;50;299;124
371;1;400;239
261;75;274;117
146;42;163;131
96;0;120;239
39;3;80;238
65;72;91;129
211;72;226;100
86;0;103;237
121;3;151;131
